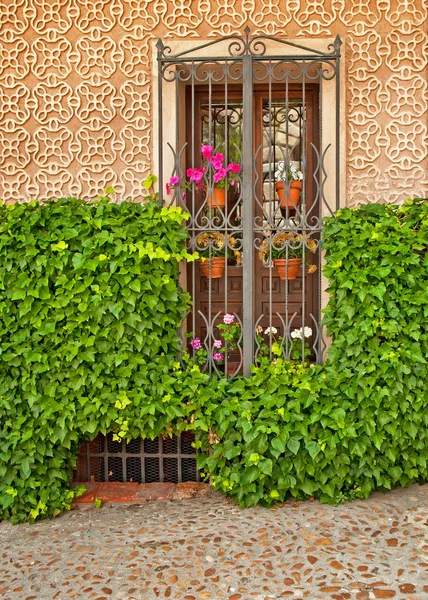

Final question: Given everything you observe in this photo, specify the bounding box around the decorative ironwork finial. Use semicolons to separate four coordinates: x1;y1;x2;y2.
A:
333;34;342;52
156;38;165;54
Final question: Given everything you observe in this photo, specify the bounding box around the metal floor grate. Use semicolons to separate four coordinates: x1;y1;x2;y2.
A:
73;432;200;483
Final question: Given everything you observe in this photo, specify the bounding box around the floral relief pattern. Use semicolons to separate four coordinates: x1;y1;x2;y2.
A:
0;0;426;204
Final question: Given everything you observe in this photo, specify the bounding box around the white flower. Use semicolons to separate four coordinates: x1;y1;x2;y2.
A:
275;161;304;182
264;326;278;335
291;327;313;340
274;161;285;181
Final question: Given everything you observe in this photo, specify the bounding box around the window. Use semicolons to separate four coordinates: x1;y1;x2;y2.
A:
157;29;342;376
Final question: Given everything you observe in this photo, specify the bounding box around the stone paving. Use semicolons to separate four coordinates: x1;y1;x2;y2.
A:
0;483;427;600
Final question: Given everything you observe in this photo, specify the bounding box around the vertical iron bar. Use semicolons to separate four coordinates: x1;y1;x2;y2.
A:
175;75;179;169
243;54;254;376
335;37;341;211
159;437;164;482
224;71;229;376
122;439;126;482
268;63;273;361
177;433;182;482
301;63;307;364
157;42;164;206
191;67;196;344
86;442;90;481
142;441;145;484
318;71;323;364
208;76;213;375
103;435;108;482
284;70;289;359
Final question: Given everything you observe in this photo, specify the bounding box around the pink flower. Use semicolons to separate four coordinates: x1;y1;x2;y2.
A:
187;167;205;185
223;313;234;325
201;145;213;159
213;352;223;361
231;180;237;187
210;153;224;170
166;175;179;196
213;339;222;349
227;163;240;173
190;337;202;350
213;168;227;183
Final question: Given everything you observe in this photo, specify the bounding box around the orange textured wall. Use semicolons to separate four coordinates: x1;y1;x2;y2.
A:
0;1;426;205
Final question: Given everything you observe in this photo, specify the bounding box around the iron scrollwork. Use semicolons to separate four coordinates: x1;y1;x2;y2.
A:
157;29;341;377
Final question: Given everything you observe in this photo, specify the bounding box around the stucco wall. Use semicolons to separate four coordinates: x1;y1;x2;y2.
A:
0;1;426;205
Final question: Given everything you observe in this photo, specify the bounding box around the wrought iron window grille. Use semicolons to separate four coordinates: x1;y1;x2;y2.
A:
157;27;342;377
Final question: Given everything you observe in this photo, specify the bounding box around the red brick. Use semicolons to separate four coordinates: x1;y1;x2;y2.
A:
173;482;210;499
132;482;175;501
96;482;140;502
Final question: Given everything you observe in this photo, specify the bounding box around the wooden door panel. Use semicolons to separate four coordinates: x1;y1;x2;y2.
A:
187;85;319;356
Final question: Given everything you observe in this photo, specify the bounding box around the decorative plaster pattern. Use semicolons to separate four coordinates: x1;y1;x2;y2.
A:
0;0;426;204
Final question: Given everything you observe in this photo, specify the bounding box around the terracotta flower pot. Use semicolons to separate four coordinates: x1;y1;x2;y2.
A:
275;181;302;209
206;186;225;209
199;257;225;278
273;258;302;280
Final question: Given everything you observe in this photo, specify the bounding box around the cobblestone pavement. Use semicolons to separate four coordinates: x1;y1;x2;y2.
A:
0;484;427;600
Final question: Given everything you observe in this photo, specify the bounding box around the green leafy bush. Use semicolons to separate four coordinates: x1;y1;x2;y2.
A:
194;198;428;505
0;196;426;522
0;195;199;522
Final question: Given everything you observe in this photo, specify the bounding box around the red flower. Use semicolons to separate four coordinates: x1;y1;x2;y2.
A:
187;167;205;184
210;153;224;170
201;145;213;159
213;167;227;183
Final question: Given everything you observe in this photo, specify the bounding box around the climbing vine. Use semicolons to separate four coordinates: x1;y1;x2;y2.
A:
0;197;426;522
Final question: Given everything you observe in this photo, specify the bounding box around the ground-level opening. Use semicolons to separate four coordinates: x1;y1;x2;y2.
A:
73;432;199;484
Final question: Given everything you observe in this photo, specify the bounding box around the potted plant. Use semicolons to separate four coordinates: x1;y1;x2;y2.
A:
217;313;242;375
274;161;303;209
196;232;240;278
255;325;313;364
290;326;313;361
202;145;240;209
166;145;241;210
258;232;317;280
184;335;225;370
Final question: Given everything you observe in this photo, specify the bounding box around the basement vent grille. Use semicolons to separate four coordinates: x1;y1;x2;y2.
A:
73;432;199;484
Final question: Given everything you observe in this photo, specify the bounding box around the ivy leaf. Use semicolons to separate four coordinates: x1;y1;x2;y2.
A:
305;441;321;460
271;437;286;455
143;174;158;189
240;466;259;485
287;438;300;455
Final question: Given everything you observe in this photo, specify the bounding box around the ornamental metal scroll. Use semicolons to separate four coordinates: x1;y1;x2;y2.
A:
157;27;342;377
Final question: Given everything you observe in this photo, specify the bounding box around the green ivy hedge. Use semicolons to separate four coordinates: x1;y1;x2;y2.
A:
195;199;428;504
0;196;426;523
0;196;197;522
